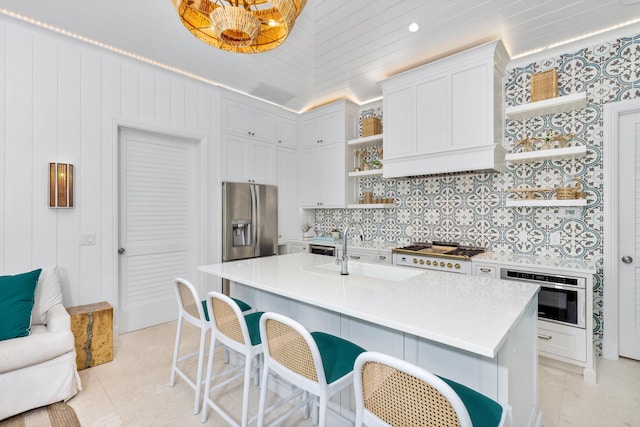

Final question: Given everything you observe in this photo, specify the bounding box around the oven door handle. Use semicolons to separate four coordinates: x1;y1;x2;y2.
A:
538;334;553;340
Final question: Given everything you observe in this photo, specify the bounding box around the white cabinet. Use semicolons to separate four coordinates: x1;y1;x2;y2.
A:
472;264;498;278
299;108;349;148
222;134;277;185
277;146;299;240
379;40;509;178
277;114;298;149
278;242;308;255
538;320;587;363
221;96;277;142
298;143;346;208
298;100;359;209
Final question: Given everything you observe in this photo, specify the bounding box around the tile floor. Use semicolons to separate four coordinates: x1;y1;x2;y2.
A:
67;321;640;427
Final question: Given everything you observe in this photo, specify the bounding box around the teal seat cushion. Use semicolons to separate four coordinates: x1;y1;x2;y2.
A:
0;269;42;341
439;376;503;427
244;312;265;346
201;297;251;321
311;332;366;384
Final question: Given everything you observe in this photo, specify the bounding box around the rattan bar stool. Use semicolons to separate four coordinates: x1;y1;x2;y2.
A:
201;291;264;427
257;312;366;427
169;278;252;415
353;351;507;427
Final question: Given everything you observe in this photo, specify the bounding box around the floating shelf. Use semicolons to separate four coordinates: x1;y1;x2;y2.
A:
506;199;587;207
347;203;395;209
348;169;383;177
506;92;588;120
505;146;587;163
347;134;383;148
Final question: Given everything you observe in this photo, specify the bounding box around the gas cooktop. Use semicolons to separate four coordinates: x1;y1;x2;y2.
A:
392;242;485;260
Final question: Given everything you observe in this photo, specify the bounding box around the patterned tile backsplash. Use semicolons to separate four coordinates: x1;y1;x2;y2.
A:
313;31;640;353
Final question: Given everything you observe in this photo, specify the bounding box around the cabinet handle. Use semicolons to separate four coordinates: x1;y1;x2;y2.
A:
538;334;552;340
480;268;491;273
350;255;361;260
378;255;387;260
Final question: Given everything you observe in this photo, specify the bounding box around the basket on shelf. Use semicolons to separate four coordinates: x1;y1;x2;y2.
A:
530;69;558;102
555;178;582;200
361;117;381;137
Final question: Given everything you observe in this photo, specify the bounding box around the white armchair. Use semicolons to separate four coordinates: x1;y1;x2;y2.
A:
0;266;82;420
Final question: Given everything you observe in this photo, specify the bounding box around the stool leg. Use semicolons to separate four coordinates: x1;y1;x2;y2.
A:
257;362;270;427
169;316;183;387
241;353;253;427
193;326;207;415
201;333;217;423
318;396;328;427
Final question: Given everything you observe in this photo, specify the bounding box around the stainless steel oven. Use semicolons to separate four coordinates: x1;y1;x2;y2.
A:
500;268;586;329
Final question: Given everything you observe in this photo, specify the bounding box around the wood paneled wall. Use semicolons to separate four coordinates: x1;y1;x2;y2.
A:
0;16;222;310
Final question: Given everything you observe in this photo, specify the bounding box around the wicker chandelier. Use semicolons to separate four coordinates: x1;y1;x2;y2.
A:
172;0;307;53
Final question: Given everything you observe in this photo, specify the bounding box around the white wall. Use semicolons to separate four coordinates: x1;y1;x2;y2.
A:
0;16;222;308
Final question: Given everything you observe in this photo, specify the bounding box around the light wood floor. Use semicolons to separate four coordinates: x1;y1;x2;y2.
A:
67;321;640;426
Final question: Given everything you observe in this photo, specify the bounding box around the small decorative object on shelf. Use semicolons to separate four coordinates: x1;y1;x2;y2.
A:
508;187;553;200
540;130;554;150
515;136;540;152
331;228;340;239
549;132;576;148
530;69;558;102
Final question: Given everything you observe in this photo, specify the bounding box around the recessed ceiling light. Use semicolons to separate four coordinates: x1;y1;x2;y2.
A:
408;22;420;32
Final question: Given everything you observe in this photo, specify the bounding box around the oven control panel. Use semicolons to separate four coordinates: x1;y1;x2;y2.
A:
392;253;471;274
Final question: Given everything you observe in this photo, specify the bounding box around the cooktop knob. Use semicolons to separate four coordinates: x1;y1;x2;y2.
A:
419;259;424;265
455;263;461;269
412;258;418;264
447;262;453;268
426;260;431;266
439;261;445;267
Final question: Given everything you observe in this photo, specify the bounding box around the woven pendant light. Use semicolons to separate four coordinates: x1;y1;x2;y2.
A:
172;0;307;54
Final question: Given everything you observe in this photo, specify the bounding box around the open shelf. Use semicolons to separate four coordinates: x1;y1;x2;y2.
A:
347;203;395;209
347;134;383;148
506;199;587;207
506;92;587;120
505;146;586;163
348;169;383;177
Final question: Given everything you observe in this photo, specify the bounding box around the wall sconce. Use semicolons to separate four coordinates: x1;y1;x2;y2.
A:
49;163;74;208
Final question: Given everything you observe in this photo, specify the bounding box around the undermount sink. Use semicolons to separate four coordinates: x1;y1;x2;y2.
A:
316;261;423;282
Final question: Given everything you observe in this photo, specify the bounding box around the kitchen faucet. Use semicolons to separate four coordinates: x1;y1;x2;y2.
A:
338;222;364;275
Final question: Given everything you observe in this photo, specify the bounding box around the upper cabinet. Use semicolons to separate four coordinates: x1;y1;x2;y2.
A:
299;108;351;148
298;100;359;209
277;113;298;149
221;95;277;142
378;40;510;178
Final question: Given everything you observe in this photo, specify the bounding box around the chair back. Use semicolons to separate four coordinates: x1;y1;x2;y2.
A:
354;352;472;427
207;291;252;350
260;312;324;384
174;278;206;327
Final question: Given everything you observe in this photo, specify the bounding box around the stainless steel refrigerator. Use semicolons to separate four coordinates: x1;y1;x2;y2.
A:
222;182;278;293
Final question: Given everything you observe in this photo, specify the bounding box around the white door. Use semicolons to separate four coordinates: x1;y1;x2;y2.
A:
118;128;198;333
618;111;640;360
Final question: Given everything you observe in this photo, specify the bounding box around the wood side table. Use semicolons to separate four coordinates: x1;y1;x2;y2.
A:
67;301;113;370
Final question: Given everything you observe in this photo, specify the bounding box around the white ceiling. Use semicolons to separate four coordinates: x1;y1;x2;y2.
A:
0;1;639;112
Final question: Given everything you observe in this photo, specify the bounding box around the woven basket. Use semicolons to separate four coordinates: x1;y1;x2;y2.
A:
531;69;558;102
362;117;381;137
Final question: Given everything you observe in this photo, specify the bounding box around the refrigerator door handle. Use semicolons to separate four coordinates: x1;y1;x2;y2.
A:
251;184;259;257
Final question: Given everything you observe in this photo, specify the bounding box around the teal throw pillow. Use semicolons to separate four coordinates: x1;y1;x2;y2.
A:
0;269;42;341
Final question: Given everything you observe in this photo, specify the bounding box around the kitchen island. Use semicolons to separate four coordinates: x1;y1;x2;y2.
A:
198;253;541;426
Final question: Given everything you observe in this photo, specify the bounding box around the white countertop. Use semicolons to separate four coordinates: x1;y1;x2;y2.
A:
198;253;539;358
473;252;596;275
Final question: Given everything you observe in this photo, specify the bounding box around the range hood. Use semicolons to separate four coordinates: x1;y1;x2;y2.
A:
379;40;510;178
